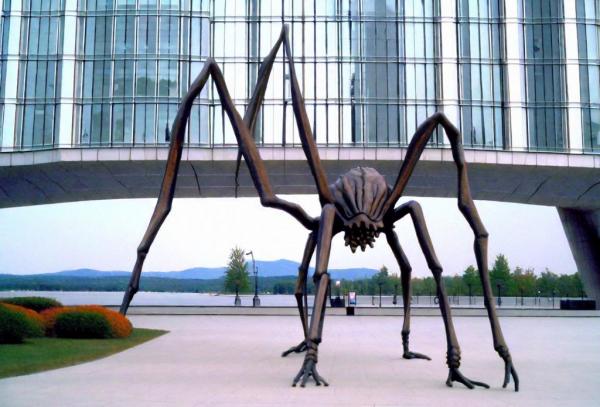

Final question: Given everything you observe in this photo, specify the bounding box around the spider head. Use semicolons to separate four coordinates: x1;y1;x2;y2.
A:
342;214;384;253
330;167;390;252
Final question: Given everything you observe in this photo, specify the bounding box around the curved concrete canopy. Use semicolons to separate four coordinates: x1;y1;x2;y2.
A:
1;147;599;209
2;146;600;309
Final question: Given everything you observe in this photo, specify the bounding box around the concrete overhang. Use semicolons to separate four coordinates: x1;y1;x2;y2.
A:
1;147;599;209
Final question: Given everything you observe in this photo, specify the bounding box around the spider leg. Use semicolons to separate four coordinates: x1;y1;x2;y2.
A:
121;43;318;313
393;201;489;390
237;26;335;206
208;51;315;230
283;231;317;357
120;63;213;315
282;34;334;207
292;204;337;387
383;112;518;391
385;229;431;361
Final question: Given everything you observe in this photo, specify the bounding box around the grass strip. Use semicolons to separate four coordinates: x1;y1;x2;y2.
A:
0;328;167;379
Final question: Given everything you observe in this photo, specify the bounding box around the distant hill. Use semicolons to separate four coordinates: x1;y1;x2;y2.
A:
9;259;377;281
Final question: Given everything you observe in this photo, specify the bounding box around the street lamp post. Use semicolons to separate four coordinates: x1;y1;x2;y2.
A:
496;282;503;307
467;282;473;305
246;251;260;307
520;288;524;306
378;282;383;308
393;283;398;305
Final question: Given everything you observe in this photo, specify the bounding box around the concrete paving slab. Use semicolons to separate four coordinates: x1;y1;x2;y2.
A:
1;315;599;406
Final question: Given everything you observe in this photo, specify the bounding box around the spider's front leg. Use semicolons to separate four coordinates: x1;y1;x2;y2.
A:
394;201;489;390
384;112;519;391
385;229;431;361
292;204;337;387
282;232;316;357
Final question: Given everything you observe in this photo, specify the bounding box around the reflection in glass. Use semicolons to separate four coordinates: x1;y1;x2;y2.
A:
457;0;505;149
523;0;567;151
577;0;600;151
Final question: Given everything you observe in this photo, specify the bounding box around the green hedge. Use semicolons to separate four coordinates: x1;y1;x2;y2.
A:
0;305;44;344
54;311;112;339
1;297;63;312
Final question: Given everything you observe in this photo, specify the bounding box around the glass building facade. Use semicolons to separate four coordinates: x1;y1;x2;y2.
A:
0;0;599;153
457;0;505;148
522;0;567;151
577;0;600;151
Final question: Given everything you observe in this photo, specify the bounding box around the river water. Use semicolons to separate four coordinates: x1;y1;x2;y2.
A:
0;290;565;308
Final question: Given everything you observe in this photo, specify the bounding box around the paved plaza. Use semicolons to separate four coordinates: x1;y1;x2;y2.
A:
1;315;599;406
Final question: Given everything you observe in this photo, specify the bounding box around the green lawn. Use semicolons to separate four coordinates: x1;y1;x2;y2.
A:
0;328;168;379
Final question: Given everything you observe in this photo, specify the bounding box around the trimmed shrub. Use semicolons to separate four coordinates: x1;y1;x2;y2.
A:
54;311;112;339
0;304;44;343
0;303;44;337
1;296;63;312
42;305;132;338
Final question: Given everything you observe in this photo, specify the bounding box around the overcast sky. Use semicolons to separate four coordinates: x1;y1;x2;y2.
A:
0;195;576;278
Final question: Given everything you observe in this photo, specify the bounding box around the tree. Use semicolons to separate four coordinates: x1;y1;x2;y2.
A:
373;265;389;291
573;272;586;298
537;268;559;296
512;267;536;297
224;247;250;297
490;254;512;295
462;265;481;296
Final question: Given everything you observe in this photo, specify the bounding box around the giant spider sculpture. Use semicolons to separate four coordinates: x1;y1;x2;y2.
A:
119;26;518;391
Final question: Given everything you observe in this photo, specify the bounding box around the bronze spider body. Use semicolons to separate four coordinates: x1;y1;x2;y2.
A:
119;26;518;391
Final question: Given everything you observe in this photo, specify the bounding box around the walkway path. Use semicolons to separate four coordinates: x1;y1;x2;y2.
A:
1;315;599;406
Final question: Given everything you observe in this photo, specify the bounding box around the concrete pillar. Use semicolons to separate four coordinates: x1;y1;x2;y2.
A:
1;0;22;150
439;0;459;133
557;208;600;309
57;0;78;147
504;0;527;150
563;0;583;152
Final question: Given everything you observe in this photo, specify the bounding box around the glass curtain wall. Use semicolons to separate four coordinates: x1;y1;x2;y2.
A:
522;0;567;151
457;0;505;148
16;0;64;149
576;0;600;152
74;0;210;146
214;0;441;147
0;1;9;145
358;0;441;145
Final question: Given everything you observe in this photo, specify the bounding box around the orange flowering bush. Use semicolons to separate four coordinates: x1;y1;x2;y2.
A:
1;296;62;312
0;303;44;342
1;303;45;331
41;305;132;338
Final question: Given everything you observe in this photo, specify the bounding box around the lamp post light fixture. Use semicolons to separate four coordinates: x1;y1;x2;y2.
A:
246;250;260;307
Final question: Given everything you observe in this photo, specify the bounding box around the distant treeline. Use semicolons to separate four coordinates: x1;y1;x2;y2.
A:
0;254;585;298
335;254;585;298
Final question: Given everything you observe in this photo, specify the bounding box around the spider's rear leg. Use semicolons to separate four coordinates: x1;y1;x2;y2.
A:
385;229;431;361
282;232;316;357
396;201;489;390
